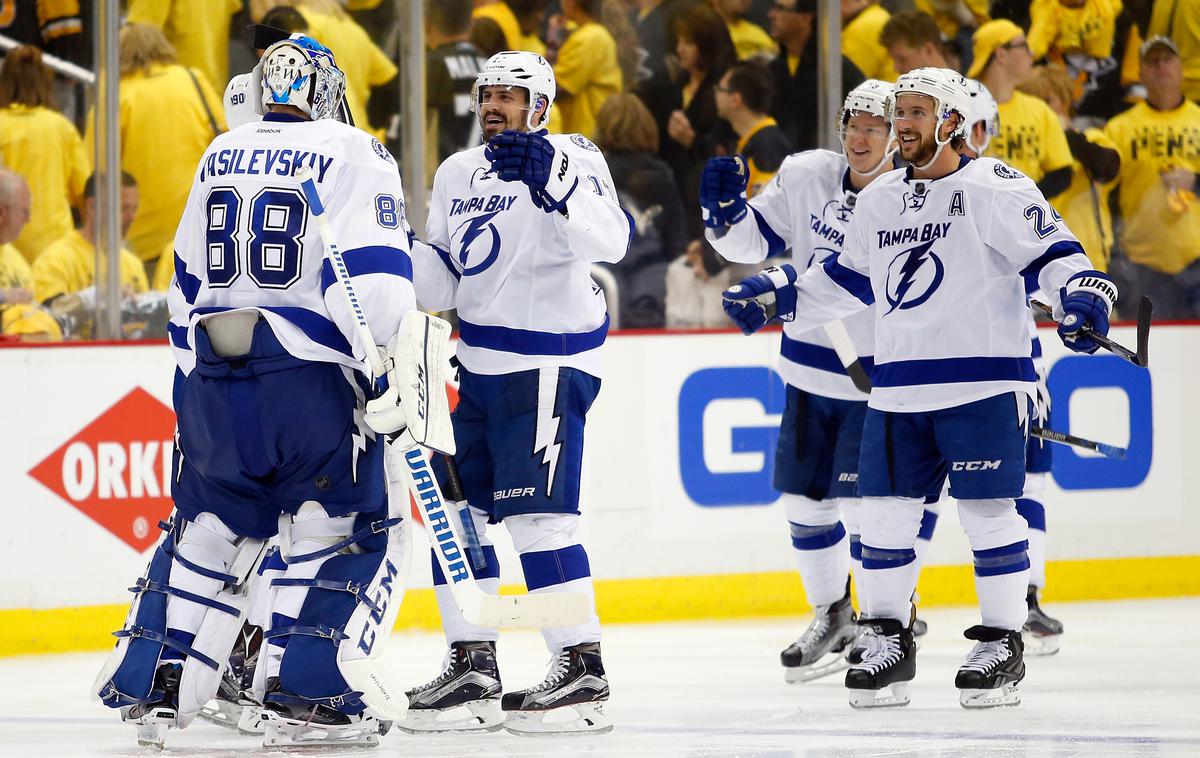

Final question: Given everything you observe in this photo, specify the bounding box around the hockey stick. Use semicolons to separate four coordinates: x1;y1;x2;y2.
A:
1030;425;1127;459
1030;296;1152;368
822;320;873;393
296;167;588;628
442;455;487;572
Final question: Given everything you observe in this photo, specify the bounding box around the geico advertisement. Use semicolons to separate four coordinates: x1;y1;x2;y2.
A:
0;325;1190;609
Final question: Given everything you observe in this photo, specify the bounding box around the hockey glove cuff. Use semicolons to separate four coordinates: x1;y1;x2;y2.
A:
1058;270;1117;354
721;264;798;335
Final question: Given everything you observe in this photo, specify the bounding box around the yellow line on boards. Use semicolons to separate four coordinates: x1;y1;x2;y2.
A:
3;555;1198;657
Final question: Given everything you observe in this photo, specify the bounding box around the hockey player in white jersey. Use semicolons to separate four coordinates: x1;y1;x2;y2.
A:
700;80;897;683
722;68;1116;709
94;35;420;747
405;51;630;734
959;80;1065;655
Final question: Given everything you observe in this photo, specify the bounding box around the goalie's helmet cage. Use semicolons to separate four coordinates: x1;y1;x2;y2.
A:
964;78;1000;156
470;51;557;131
838;79;897;176
260;34;347;122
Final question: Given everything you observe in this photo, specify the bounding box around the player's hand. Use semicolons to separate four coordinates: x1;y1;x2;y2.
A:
700;157;748;228
1058;271;1117;354
364;347;407;435
485;130;577;212
721;264;798;335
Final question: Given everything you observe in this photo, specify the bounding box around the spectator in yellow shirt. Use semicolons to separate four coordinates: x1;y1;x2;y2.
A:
472;0;549;55
85;23;226;271
1027;0;1121;61
971;20;1074;198
554;0;624;139
842;0;899;81
881;10;955;74
1019;65;1122;271
0;169;62;341
1104;36;1200;317
915;0;989;50
714;60;794;196
127;0;243;93
33;172;148;307
1148;0;1200;101
0;46;89;261
712;0;779;60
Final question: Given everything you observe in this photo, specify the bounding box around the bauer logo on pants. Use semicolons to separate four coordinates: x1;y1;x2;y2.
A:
27;387;175;553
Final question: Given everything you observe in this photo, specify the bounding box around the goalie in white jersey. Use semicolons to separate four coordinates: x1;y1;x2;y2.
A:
700;80;945;683
723;68;1116;709
94;35;419;748
407;51;630;735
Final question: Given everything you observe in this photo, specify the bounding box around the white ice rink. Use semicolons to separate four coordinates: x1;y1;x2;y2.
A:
2;598;1196;758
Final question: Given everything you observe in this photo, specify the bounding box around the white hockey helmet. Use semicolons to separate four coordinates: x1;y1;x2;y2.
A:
470;51;556;131
964;78;1000;156
260;34;346;122
838;79;897;175
224;66;265;130
886;67;973;141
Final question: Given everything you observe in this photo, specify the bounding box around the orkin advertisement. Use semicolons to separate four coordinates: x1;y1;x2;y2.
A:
1;324;1193;613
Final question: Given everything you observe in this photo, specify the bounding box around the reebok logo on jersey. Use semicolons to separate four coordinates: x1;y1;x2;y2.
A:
951;460;1002;471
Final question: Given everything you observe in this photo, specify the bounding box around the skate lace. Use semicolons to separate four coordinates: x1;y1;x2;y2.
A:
854;632;901;674
795;606;832;650
527;650;572;694
960;639;1010;674
414;648;466;692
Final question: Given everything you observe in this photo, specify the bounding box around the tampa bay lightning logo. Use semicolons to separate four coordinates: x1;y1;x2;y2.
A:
453;211;502;276
884;240;944;314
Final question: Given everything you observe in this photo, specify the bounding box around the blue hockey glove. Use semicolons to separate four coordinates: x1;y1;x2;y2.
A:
721;264;798;335
1058;271;1117;354
699;156;749;228
485;130;577;212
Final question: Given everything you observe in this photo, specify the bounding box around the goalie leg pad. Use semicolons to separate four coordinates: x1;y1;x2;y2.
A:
267;502;408;719
94;513;264;727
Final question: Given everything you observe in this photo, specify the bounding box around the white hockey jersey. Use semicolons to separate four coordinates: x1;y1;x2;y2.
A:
790;156;1094;413
705;149;874;401
412;132;631;378
167;113;417;376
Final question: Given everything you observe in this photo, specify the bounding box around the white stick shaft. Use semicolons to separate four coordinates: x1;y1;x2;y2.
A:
296;166;384;378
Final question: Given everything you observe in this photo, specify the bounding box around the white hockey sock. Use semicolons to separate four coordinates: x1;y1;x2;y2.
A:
436;507;501;644
783;495;850;607
959;498;1031;631
508;514;601;653
1016;497;1047;589
857;497;925;622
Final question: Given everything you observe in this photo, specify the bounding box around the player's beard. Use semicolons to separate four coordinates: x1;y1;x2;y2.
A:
481;108;520;139
898;129;937;166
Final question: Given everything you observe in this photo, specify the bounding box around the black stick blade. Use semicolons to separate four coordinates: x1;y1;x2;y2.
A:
1136;296;1152;368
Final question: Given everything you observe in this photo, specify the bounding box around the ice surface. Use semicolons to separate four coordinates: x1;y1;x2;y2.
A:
2;598;1196;757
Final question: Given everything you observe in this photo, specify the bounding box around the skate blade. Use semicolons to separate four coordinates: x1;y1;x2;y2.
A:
848;682;911;709
1021;630;1062;657
196;698;244;730
126;706;175;750
503;702;613;735
260;711;381;749
398;699;504;734
237;705;267;736
785;654;851;684
959;683;1021;709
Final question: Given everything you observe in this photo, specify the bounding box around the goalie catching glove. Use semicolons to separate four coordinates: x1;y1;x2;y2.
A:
364;311;456;455
722;264;798;335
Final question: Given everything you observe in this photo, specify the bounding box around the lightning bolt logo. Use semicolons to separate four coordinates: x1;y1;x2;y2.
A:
453;210;502;276
884;240;944;315
533;368;563;498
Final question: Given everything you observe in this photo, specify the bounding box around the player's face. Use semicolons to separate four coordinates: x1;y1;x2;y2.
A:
478;85;533;138
891;93;941;164
842;112;893;174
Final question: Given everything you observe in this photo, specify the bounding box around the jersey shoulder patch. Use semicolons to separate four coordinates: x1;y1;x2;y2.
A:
372;138;396;164
569;133;600;152
991;162;1024;180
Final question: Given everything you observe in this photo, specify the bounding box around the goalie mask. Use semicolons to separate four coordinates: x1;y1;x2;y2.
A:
260;34;347;122
470;51;556;131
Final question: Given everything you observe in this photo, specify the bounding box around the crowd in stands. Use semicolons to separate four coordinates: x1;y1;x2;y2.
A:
0;0;1197;340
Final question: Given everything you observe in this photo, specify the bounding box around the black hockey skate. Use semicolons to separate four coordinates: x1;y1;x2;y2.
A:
400;641;504;733
845;618;916;709
260;679;386;747
1022;585;1064;656
502;641;612;735
956;625;1026;709
781;593;857;683
197;622;263;732
121;662;181;749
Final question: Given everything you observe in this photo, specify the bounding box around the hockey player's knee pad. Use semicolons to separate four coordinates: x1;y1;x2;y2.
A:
93;513;265;726
269;502;409;716
957;498;1029;552
858;496;926;550
782;493;842;526
506;513;592;593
